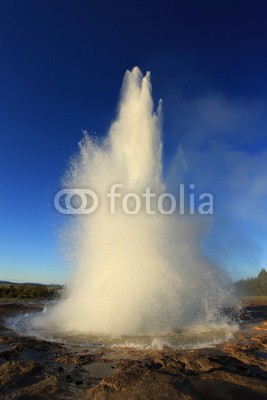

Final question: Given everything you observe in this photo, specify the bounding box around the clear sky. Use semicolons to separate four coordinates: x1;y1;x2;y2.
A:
1;1;267;283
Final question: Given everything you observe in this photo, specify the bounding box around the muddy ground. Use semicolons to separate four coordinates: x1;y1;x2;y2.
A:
0;299;266;400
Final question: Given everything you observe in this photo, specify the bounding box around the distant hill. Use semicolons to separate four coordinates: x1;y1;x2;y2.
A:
0;280;61;287
0;282;63;299
235;268;267;296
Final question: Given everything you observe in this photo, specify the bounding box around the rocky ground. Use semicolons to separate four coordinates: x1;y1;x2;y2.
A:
0;300;267;399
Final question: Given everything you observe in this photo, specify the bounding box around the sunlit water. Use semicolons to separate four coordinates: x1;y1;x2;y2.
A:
6;303;237;350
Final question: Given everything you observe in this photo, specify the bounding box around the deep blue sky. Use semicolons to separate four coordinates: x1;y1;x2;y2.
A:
1;1;267;283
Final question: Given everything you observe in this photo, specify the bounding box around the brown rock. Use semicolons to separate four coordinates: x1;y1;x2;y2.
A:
5;376;58;400
184;378;267;400
179;350;221;372
0;361;42;387
222;342;267;371
55;355;80;365
199;370;267;393
85;360;189;400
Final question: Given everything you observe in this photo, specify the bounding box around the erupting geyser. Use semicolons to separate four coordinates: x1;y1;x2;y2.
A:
42;67;234;337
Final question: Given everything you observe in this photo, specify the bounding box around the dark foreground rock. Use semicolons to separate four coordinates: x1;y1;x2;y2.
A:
0;300;267;399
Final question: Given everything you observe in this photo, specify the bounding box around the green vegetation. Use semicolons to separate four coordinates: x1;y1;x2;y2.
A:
235;268;267;296
1;269;267;298
0;283;63;299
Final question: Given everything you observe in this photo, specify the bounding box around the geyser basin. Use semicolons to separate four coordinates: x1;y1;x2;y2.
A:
37;67;236;338
6;305;237;350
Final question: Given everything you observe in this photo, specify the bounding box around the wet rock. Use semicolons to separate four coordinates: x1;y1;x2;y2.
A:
177;350;221;373
56;355;80;365
0;361;42;387
65;374;73;383
198;370;267;393
5;376;58;400
184;378;267;400
222;342;267;371
56;353;95;365
85;360;188;400
252;334;267;349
